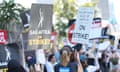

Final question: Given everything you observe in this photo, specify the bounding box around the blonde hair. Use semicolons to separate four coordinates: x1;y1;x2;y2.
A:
60;46;71;66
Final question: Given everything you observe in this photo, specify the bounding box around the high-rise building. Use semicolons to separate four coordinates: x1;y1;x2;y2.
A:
96;0;109;20
78;0;109;20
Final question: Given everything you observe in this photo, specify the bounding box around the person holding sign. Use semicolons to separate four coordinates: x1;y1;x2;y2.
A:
46;54;57;72
54;45;83;72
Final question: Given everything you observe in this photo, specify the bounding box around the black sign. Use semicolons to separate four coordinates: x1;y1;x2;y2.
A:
0;43;20;68
28;4;53;50
20;10;30;29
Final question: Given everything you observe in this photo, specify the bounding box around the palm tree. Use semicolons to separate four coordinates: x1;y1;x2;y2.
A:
0;0;25;30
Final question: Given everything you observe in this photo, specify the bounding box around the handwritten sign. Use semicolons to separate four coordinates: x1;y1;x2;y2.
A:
72;7;94;44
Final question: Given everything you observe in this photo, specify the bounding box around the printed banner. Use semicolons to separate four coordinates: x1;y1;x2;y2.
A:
89;18;102;39
0;44;20;68
28;4;53;50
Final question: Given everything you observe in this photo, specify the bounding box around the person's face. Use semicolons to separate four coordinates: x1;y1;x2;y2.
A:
79;48;83;54
66;54;70;62
51;56;56;64
63;52;71;63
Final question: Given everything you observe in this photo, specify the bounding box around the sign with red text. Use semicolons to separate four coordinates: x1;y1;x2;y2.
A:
89;18;102;39
72;7;94;44
0;30;7;44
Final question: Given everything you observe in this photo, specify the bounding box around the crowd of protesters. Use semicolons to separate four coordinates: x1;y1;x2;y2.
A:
6;41;120;72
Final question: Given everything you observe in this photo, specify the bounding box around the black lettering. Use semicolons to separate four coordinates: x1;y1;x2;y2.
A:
79;25;85;30
84;34;89;39
73;33;89;39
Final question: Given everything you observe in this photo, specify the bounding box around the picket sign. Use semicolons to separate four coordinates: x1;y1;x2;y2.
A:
72;7;94;44
36;49;46;64
89;18;102;39
0;30;7;44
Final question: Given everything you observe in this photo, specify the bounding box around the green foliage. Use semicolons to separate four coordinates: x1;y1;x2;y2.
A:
80;0;100;17
0;0;25;30
110;57;118;65
54;0;100;39
54;0;78;38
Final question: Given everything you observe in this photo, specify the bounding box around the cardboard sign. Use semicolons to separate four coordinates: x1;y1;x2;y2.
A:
72;7;94;44
28;4;52;50
36;49;46;64
0;30;7;44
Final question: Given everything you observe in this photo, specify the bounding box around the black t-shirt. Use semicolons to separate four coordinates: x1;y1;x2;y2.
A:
54;62;78;72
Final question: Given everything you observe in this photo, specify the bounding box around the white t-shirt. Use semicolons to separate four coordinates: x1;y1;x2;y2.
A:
46;62;56;72
87;65;98;72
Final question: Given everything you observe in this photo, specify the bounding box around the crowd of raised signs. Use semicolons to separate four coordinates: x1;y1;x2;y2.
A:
22;42;120;72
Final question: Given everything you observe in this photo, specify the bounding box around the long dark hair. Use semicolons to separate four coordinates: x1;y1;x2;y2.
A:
7;59;26;72
70;49;77;62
